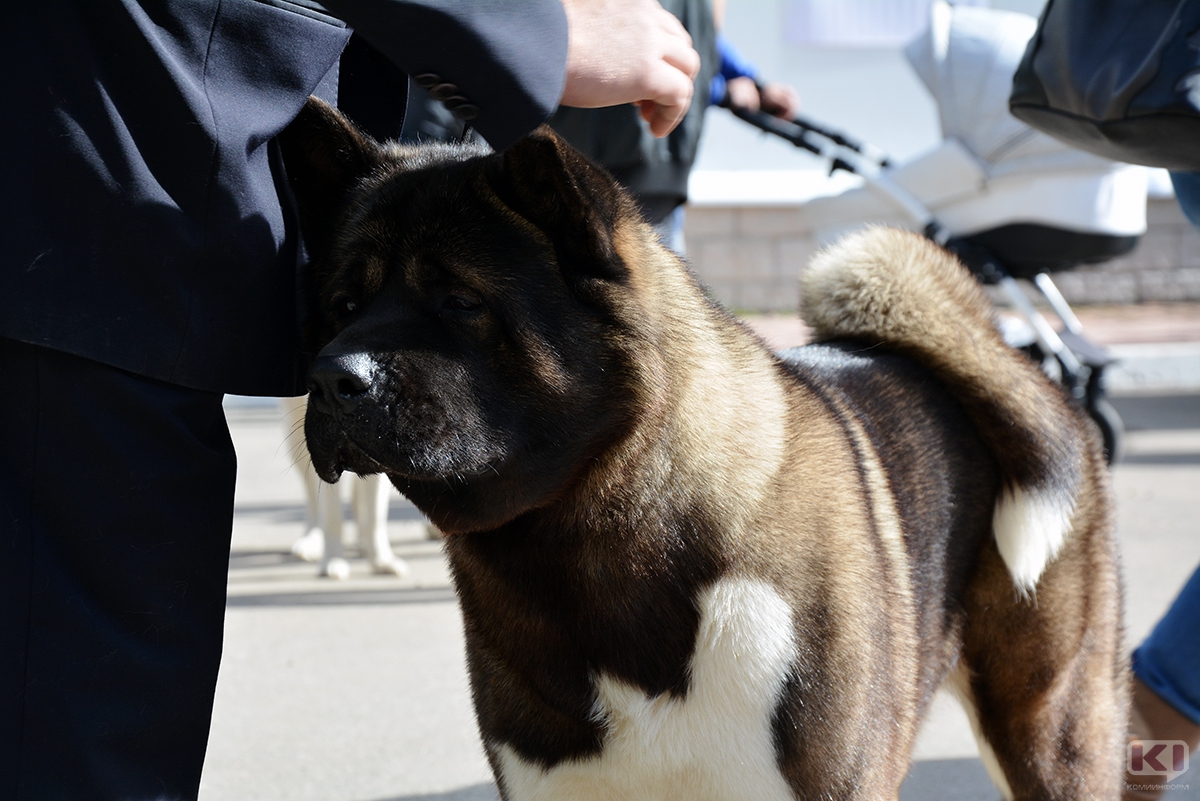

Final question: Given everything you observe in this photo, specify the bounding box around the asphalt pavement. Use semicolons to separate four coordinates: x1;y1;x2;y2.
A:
199;306;1200;801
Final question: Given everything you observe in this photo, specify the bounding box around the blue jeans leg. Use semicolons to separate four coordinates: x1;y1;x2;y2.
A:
1169;171;1200;231
1133;565;1200;726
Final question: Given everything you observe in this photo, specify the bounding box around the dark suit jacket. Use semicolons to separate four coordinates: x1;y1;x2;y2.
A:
0;0;567;396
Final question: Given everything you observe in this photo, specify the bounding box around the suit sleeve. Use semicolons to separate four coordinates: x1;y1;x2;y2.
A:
318;0;568;150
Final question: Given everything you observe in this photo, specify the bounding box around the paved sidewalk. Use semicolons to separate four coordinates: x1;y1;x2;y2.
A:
201;303;1200;801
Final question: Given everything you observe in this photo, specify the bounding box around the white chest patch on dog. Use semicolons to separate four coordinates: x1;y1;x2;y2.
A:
495;578;799;801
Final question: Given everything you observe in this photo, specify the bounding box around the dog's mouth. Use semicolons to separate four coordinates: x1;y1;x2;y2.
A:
304;404;386;483
309;436;385;484
316;439;501;485
305;406;506;487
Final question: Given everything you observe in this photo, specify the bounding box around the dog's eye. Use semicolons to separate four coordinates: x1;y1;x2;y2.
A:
332;295;358;320
443;290;482;313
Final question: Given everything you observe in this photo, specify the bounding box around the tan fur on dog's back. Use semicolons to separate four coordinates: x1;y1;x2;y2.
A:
801;227;1098;594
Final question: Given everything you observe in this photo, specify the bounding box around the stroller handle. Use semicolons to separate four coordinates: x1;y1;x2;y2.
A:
727;104;937;232
724;105;892;172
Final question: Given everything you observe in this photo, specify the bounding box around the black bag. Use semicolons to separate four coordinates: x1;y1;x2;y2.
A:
1010;0;1200;170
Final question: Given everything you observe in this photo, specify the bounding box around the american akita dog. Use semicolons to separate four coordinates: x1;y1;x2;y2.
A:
280;97;1125;800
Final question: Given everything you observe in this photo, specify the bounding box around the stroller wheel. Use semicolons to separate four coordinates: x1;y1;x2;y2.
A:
1088;397;1125;466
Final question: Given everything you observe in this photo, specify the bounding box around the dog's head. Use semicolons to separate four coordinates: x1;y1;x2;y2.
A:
280;98;665;534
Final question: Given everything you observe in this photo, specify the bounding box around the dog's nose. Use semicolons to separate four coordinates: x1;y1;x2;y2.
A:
307;353;377;415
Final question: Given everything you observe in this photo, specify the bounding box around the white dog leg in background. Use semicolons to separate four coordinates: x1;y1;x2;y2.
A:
289;461;327;563
282;396;326;564
317;476;351;580
355;473;409;577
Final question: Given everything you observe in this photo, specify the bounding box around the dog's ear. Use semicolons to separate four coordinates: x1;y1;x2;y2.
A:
490;126;630;282
279;96;383;262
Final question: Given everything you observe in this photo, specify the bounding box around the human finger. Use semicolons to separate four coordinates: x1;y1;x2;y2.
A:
638;77;692;136
660;26;701;81
761;83;801;119
725;76;760;112
640;46;696;135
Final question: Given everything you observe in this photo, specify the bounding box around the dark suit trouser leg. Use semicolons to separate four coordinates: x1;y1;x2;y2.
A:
0;337;237;800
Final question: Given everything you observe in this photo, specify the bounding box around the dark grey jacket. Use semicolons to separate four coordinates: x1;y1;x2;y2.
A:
0;0;567;395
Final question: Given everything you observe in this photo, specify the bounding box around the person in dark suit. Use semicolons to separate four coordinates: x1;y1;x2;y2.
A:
0;1;698;798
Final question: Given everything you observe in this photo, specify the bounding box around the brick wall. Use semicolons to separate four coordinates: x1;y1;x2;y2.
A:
682;198;1200;313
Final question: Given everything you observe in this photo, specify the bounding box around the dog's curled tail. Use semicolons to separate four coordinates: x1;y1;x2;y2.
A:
800;227;1093;596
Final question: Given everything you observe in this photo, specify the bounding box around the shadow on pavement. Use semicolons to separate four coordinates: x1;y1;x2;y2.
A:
362;760;1003;801
232;502;307;523
355;757;1200;801
1112;394;1200;431
898;756;1200;801
233;499;430;522
228;550;308;570
368;784;497;801
227;548;443;572
227;586;457;607
900;757;999;801
1121;452;1200;465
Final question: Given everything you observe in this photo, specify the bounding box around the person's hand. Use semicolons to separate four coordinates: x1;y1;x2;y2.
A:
724;76;761;113
725;76;800;121
759;81;800;120
559;0;701;137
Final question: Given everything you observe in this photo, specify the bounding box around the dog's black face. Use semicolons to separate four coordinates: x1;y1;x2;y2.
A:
280;99;648;533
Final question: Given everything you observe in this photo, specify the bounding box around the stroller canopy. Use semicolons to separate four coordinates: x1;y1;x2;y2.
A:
904;0;1114;178
802;0;1147;241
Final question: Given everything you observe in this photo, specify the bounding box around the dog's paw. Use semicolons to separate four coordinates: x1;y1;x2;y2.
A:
371;556;411;578
291;528;325;562
319;557;351;580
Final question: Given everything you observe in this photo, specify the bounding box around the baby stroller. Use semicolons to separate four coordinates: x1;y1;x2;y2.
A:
729;1;1146;464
